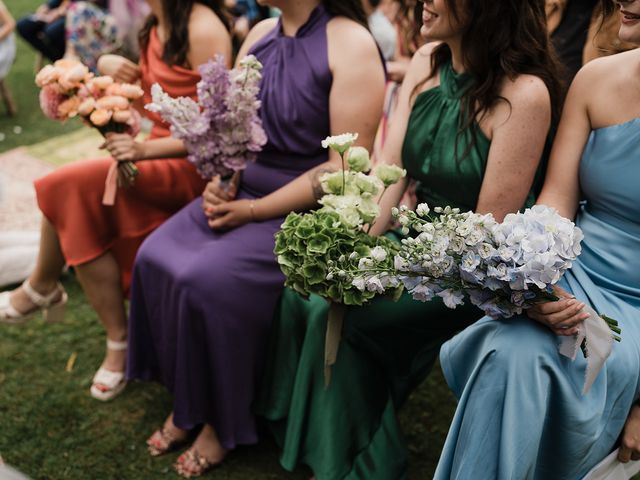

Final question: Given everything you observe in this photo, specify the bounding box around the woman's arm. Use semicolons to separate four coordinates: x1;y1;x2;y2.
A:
97;54;141;83
102;134;187;161
474;74;551;222
535;65;593;219
207;18;386;229
103;6;232;162
368;44;436;236
186;3;232;69
526;64;597;335
0;2;15;42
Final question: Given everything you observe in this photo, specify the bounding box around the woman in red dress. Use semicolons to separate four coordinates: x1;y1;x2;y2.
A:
0;0;231;401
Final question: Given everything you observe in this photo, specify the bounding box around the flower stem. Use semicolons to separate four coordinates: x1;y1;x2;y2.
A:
366;187;389;235
340;152;345;196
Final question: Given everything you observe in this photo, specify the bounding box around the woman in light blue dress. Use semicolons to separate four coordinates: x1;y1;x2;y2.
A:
434;2;640;479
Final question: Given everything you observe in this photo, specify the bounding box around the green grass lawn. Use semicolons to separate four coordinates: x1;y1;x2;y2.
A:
0;0;82;153
0;275;456;479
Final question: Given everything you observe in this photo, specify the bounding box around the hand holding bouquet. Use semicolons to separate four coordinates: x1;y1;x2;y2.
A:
275;133;406;385
36;59;144;205
339;203;620;393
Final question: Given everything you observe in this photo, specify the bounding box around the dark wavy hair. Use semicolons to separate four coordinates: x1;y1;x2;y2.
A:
323;0;369;29
601;0;616;18
421;0;564;156
139;0;231;68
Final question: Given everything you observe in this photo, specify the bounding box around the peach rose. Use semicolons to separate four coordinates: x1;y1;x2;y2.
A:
90;108;112;127
118;83;144;100
91;75;114;90
112;109;132;123
77;98;96;117
96;95;130;110
59;64;90;91
58;96;82;119
53;58;80;70
35;65;61;87
105;84;122;96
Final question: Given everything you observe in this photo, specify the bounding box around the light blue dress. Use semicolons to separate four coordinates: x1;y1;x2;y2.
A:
435;118;640;480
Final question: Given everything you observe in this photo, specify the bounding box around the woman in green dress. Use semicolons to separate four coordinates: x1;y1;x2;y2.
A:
256;0;564;478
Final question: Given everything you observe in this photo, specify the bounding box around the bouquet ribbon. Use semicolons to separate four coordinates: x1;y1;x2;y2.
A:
102;161;119;206
324;302;346;388
558;305;613;394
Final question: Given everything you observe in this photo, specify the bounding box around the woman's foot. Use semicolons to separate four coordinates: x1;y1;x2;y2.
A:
147;412;190;456
0;279;66;324
174;424;227;478
90;338;128;401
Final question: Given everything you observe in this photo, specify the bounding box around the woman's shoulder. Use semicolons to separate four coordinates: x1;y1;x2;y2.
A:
573;50;637;90
326;16;379;58
400;43;439;93
500;73;550;108
187;4;232;65
236;18;279;60
188;4;231;43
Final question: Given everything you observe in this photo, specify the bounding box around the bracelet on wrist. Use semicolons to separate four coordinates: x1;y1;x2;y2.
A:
249;200;256;221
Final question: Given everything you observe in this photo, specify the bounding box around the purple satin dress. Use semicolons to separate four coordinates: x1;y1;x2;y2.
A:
126;6;332;449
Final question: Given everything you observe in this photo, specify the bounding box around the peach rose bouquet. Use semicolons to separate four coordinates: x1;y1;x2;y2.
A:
36;59;144;205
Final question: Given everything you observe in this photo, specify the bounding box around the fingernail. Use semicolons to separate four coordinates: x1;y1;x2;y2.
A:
578;303;585;309
567;299;576;306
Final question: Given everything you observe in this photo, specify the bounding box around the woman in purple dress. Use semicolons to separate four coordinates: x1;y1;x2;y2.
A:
126;0;385;476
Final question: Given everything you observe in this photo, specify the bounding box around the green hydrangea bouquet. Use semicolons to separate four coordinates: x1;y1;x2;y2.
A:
275;133;406;384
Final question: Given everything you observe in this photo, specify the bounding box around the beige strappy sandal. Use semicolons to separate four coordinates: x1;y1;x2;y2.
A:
90;339;127;401
174;447;222;478
147;427;189;457
0;279;67;324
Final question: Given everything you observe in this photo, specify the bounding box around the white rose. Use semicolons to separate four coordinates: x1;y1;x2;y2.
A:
345;146;371;173
321;132;359;154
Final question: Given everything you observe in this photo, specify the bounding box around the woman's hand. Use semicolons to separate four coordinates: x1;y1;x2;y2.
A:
201;174;239;214
526;285;590;336
101;133;145;162
205;199;253;231
619;404;640;462
96;54;141;83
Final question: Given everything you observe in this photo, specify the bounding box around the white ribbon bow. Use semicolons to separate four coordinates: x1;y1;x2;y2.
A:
558;305;613;394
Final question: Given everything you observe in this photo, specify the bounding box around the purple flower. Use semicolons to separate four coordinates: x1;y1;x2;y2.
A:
146;54;267;179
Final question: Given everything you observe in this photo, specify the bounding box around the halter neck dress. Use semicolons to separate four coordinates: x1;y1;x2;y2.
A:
126;5;334;449
256;59;522;480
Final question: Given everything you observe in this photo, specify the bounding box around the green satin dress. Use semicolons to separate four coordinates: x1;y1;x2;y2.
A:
256;60;517;479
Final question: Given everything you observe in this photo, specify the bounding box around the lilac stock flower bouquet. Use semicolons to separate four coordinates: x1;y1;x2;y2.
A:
146;54;267;180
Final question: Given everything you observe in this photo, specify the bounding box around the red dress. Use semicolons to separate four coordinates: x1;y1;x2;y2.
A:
34;28;207;293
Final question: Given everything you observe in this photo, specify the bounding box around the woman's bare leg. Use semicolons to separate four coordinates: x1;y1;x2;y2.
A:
74;251;127;372
9;217;66;312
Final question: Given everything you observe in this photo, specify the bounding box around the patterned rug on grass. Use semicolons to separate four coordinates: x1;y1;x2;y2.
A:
0;128;103;286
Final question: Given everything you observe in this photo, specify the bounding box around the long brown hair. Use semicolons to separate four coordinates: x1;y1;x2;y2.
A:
423;0;564;156
601;0;616;18
323;0;369;29
139;0;231;68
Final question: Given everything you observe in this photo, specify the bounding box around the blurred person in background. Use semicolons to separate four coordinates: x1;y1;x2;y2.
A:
65;0;150;71
0;0;15;81
16;0;68;62
547;0;635;82
363;0;396;61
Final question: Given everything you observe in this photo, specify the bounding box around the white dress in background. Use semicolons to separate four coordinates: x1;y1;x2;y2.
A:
0;30;15;79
